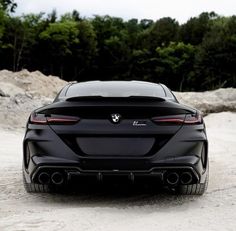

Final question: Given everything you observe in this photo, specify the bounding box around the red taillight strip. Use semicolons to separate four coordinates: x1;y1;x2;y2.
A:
30;114;80;125
152;114;202;125
47;117;79;124
153;118;184;123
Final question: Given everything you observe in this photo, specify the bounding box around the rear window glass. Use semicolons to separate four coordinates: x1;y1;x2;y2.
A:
66;81;166;98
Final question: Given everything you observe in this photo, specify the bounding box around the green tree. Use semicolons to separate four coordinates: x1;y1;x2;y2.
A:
140;19;154;29
156;42;196;91
0;16;24;71
39;20;80;78
128;49;158;81
144;17;179;51
0;9;5;39
179;12;217;45
0;0;17;13
72;20;97;80
92;15;129;79
0;7;235;91
195;16;236;89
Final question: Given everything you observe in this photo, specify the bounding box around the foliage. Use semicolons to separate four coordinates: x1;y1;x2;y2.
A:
195;16;236;90
0;5;235;91
156;42;196;91
0;0;17;13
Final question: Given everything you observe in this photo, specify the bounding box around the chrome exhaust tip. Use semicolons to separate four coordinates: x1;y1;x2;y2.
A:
51;172;64;185
38;172;50;184
180;172;193;185
166;172;179;185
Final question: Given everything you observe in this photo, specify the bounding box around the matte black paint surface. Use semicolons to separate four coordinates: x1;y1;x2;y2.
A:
23;81;208;188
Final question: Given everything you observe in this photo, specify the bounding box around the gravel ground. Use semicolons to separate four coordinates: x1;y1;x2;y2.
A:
0;112;235;231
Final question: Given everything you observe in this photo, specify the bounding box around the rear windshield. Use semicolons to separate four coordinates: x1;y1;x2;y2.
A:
66;81;166;98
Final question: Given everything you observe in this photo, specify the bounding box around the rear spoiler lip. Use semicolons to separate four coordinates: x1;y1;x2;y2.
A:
36;97;196;115
65;95;166;102
35;101;197;114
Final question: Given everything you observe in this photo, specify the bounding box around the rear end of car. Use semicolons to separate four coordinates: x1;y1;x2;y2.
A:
23;81;208;194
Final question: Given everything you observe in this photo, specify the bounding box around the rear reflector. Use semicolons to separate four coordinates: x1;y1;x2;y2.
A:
30;113;80;125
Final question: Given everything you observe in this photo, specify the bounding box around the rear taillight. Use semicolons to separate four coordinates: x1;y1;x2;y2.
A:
47;116;80;125
30;113;47;124
152;113;202;125
184;113;202;124
30;113;80;125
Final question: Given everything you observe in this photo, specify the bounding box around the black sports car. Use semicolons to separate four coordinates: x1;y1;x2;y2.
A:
23;81;209;195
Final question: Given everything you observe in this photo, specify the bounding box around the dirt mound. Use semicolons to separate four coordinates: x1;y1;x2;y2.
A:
0;69;67;98
0;94;52;130
0;69;67;130
175;88;236;115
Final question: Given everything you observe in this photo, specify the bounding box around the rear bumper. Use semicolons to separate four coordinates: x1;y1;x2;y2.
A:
33;165;198;182
24;154;208;187
23;122;208;186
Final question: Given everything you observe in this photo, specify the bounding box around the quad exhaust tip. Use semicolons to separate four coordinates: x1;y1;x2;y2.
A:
51;172;64;185
38;172;50;184
180;172;193;185
166;172;179;185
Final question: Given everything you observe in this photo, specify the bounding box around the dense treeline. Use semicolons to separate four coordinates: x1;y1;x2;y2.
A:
0;0;236;91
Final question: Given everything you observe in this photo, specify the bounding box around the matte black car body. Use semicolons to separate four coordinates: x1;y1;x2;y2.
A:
23;81;209;194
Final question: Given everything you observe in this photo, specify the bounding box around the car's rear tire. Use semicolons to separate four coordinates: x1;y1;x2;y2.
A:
23;171;51;193
176;165;209;195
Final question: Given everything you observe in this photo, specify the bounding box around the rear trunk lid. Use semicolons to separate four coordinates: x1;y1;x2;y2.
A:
38;97;194;157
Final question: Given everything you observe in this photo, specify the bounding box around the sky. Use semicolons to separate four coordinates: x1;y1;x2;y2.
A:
14;0;236;23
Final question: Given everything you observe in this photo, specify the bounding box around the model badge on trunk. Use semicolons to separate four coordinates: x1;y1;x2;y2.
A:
111;113;121;123
133;121;147;126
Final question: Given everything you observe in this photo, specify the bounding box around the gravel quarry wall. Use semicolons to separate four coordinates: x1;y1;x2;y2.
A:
0;70;67;130
175;88;236;115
